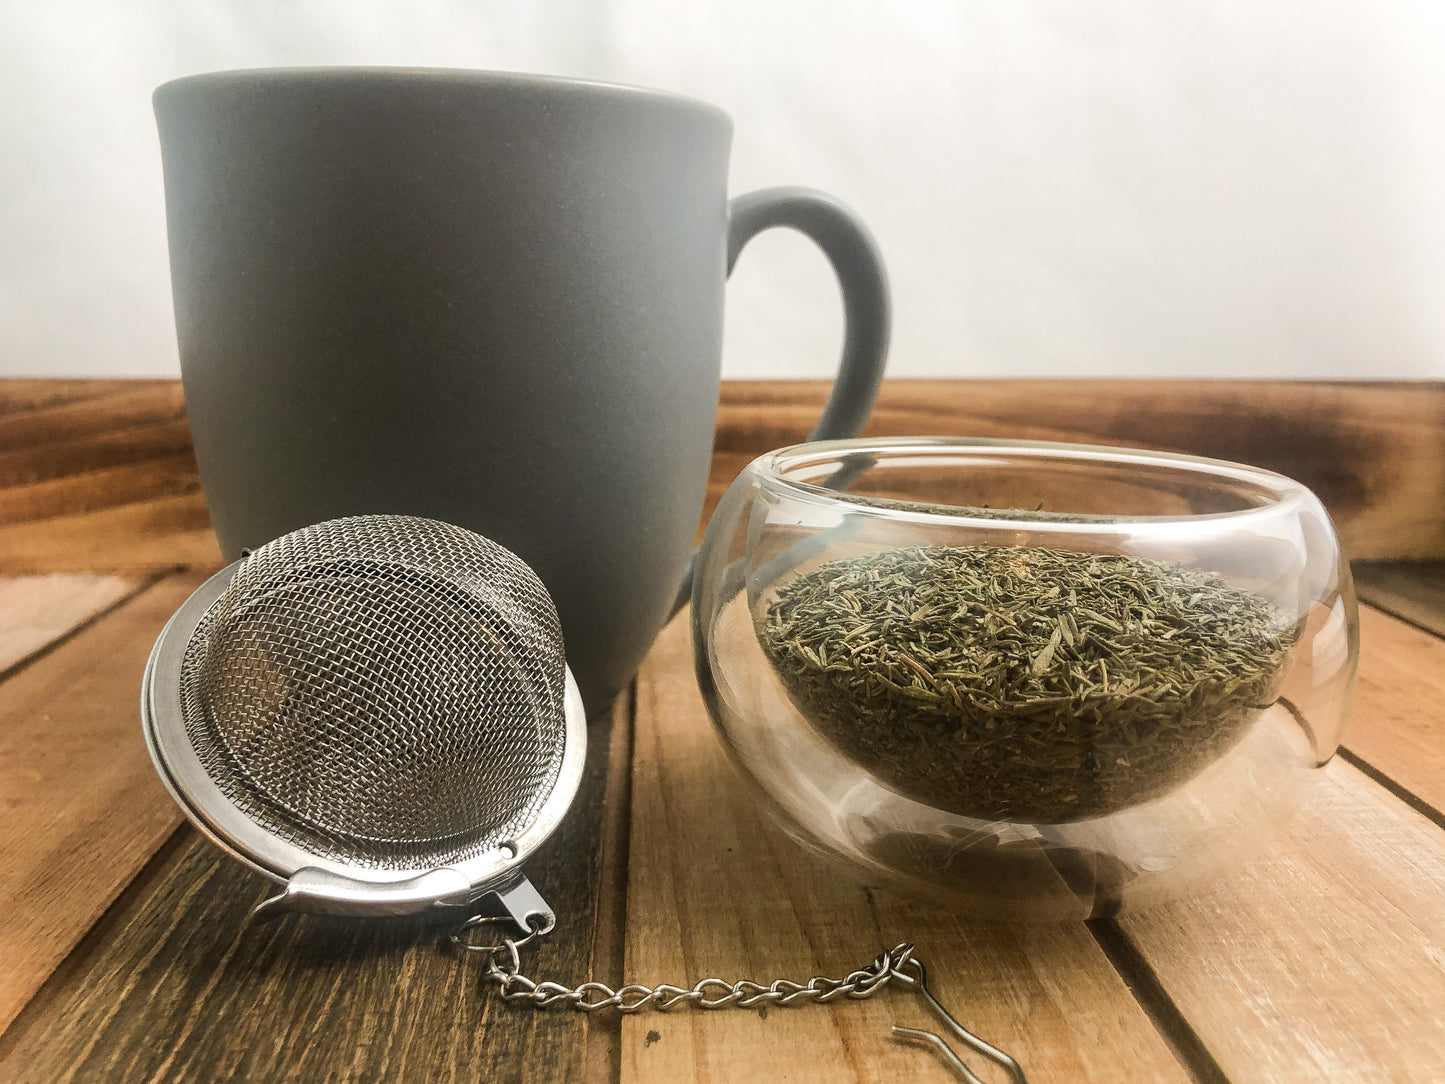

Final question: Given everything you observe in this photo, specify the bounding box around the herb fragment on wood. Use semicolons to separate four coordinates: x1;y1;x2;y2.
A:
757;544;1300;823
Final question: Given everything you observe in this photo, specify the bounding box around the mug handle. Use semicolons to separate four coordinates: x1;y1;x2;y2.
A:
726;186;891;440
670;186;891;616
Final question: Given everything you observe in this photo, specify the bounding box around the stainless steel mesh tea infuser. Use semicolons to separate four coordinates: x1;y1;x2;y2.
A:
142;515;583;927
141;514;1023;1082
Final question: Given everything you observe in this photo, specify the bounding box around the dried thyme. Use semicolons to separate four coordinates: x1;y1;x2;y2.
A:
757;545;1300;823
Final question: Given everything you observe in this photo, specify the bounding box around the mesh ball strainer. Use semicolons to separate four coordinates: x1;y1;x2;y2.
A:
142;515;585;924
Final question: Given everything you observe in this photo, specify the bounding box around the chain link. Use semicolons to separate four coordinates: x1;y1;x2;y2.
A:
451;915;914;1015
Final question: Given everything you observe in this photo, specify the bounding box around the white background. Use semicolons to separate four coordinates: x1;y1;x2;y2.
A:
2;0;1443;380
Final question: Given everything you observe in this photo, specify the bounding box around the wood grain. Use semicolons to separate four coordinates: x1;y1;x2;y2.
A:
0;575;202;1034
0;573;141;672
3;379;1442;571
0;380;218;573
623;616;1190;1084
1354;560;1445;639
1119;760;1445;1082
0;698;630;1084
1341;605;1445;817
704;379;1445;562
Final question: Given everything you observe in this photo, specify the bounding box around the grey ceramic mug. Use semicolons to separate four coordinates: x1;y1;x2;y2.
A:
154;68;888;716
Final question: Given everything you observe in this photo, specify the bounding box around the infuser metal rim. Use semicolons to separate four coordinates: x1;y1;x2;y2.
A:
140;559;587;896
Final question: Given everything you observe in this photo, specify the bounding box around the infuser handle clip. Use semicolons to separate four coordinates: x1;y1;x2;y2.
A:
250;866;475;922
251;868;557;927
888;956;1028;1084
476;875;556;937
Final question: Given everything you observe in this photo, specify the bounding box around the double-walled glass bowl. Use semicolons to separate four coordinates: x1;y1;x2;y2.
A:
692;437;1357;920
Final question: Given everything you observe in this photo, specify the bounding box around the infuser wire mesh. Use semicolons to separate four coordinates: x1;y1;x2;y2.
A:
177;516;568;869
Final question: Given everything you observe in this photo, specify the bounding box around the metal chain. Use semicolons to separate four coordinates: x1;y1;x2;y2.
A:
450;914;1028;1083
451;914;912;1014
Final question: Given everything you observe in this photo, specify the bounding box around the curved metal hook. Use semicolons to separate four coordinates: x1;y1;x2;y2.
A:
893;1027;986;1083
888;957;1027;1084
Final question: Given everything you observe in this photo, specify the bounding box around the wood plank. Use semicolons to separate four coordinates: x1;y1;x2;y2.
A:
703;380;1445;561
0;494;220;574
1354;560;1445;639
0;380;219;574
1120;760;1445;1081
0;574;203;1033
585;684;635;1083
0;380;180;454
0;695;631;1084
0;573;141;672
1341;605;1445;817
622;615;1191;1084
5;379;1444;571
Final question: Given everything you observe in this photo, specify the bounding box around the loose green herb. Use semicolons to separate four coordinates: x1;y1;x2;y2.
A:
757;544;1299;823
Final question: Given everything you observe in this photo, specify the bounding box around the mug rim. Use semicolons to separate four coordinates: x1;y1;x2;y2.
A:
153;65;732;126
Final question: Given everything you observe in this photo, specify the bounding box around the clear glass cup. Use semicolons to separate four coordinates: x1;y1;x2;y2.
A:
691;437;1358;920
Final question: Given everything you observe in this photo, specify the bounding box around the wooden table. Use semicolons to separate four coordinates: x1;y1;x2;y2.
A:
2;379;1444;1083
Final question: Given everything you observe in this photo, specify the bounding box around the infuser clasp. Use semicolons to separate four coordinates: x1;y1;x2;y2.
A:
888;956;1028;1084
250;866;476;922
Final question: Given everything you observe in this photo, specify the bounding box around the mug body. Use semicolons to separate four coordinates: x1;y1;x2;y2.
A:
155;68;735;715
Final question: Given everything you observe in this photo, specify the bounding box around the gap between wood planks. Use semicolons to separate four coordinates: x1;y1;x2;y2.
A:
0;573;204;1035
1337;750;1445;832
584;681;636;1084
0;822;195;1067
0;572;165;681
1084;921;1230;1084
1335;603;1445;822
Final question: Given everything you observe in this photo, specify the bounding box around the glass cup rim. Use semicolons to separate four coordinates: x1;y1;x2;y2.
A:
755;436;1314;533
